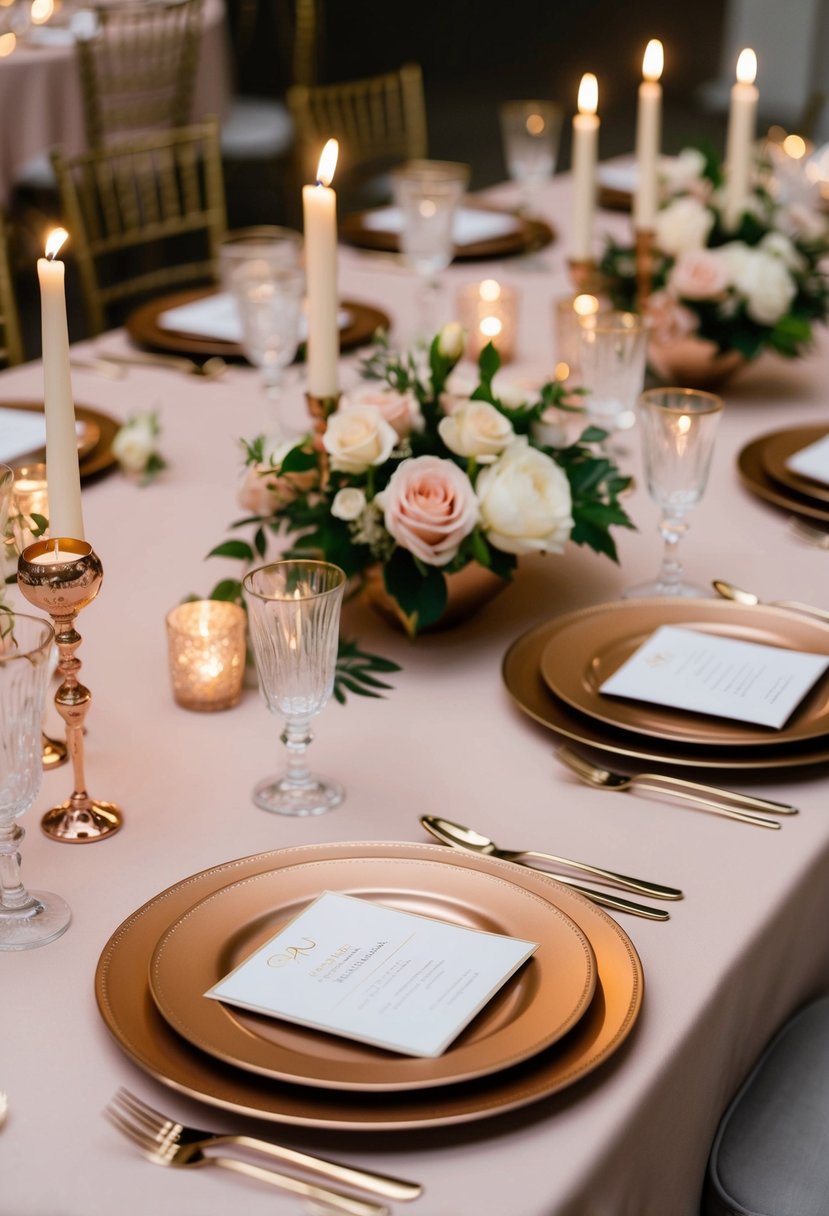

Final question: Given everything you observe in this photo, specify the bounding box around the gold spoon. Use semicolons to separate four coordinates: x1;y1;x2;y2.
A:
96;351;228;379
555;746;793;826
713;578;829;625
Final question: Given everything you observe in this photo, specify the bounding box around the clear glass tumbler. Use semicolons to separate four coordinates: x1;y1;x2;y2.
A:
244;560;346;816
0;611;71;950
578;310;647;449
499;100;563;213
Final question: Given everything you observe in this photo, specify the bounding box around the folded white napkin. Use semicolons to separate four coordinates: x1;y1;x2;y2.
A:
157;293;352;343
786;434;829;487
361;206;520;246
0;408;47;466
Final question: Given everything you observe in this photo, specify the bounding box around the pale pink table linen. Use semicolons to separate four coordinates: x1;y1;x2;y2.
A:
2;174;829;1216
0;0;230;205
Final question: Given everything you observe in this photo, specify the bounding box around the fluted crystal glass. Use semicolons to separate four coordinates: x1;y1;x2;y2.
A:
578;310;647;451
0;611;71;949
625;387;724;598
244;560;346;816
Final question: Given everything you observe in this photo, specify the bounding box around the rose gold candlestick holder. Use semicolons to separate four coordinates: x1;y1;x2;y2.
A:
635;229;655;310
305;391;340;489
17;538;123;843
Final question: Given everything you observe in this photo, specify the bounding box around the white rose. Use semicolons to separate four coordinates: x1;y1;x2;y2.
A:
660;148;707;197
476;438;573;556
654;196;715;257
780;201;829;244
112;416;156;473
729;247;797;325
339;385;422;438
331;487;367;521
437;321;464;360
442;368;531;412
530;408;567;449
322;405;397;474
438;400;514;462
759;230;807;272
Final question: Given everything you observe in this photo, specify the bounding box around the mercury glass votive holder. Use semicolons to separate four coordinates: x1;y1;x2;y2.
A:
166;600;247;712
457;279;519;363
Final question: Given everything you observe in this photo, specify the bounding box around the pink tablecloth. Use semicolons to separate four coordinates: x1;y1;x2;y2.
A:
3;174;829;1216
0;0;230;205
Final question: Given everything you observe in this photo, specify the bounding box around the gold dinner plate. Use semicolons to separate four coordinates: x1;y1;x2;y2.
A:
760;425;829;506
95;841;643;1130
125;287;390;361
738;431;829;524
2;401;118;482
504;614;829;770
339;208;555;261
538;598;829;748
149;856;596;1092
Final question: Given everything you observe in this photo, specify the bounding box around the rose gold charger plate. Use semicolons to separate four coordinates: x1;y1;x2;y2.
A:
538;598;829;748
3;401;118;481
339;208;555;260
95;841;643;1130
759;424;829;507
738;429;829;524
125;287;390;361
149;855;597;1091
503;607;829;770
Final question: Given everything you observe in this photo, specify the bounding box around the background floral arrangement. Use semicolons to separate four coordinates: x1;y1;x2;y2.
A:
206;325;633;636
600;146;829;362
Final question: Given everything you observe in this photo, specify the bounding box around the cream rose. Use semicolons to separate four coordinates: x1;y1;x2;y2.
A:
437;321;464;360
375;455;478;566
339;385;422;438
759;230;806;273
322;405;397;474
654;196;715;257
476;438;573;556
438;400;514;462
112;415;157;474
660;148;707;198
644;290;698;345
728;247;797;325
441;368;531;413
668;249;730;300
331;487;367;521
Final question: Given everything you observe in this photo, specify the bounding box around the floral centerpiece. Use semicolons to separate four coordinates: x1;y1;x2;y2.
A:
600;147;829;386
206;325;633;637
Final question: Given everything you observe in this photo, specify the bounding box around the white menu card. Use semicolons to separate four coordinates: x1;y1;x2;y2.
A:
0;408;47;466
360;206;520;246
206;891;538;1058
599;625;829;729
785;433;829;487
157;294;351;343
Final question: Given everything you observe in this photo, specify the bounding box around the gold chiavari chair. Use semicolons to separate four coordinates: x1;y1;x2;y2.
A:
51;120;227;336
286;62;427;210
77;0;205;148
0;211;23;367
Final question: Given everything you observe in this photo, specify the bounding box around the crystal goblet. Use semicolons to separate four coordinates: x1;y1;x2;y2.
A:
244;560;346;816
624;387;724;598
499;99;563;215
578;309;647;452
391;159;470;339
0;611;71;949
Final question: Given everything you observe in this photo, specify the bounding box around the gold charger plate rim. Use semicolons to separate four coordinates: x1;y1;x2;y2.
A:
2;400;119;482
537;597;829;748
95;841;643;1130
149;855;597;1092
339;206;555;261
124;287;390;361
503;610;829;770
759;424;829;506
738;431;829;524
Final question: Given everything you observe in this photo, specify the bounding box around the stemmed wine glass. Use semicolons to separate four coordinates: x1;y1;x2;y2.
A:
499;100;563;215
0;611;71;949
244;560;346;816
219;227;305;435
391;159;470;339
624;387;724;598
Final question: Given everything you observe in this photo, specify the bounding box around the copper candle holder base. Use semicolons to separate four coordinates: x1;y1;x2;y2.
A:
567;259;607;295
17;537;123;844
635;229;655;310
41;732;68;769
305;391;340;489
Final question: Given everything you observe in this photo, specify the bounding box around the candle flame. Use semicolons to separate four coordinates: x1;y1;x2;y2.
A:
480;316;503;338
578;73;598;116
573;293;599;317
736;47;757;86
0;31;15;55
316;138;338;187
782;133;807;160
45;228;69;260
677;414;691;435
30;0;54;24
479;279;501;302
643;39;664;82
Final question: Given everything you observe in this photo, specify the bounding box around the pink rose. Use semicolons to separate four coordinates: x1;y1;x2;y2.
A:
668;249;729;300
644;290;699;345
339;385;422;438
375;455;478;567
237;457;316;515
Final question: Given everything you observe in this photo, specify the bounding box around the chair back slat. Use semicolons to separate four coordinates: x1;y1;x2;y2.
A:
0;212;23;367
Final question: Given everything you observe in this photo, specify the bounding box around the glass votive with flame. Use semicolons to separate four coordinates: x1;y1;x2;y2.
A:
457;279;519;363
553;291;610;383
166;600;247;712
12;462;49;552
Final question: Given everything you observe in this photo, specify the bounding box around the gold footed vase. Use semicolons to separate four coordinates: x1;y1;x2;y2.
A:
17;538;123;843
363;564;509;636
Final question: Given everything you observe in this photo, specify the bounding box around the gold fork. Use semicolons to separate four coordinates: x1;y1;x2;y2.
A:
789;516;829;550
106;1088;419;1204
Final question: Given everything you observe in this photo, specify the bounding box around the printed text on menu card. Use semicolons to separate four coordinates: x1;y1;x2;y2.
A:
600;625;829;728
206;892;538;1057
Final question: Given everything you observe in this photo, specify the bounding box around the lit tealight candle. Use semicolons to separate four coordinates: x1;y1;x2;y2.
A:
634;39;664;231
458;279;519;362
302;138;340;400
37;228;84;542
724;47;759;229
570;73;600;263
27;540;82;565
166;600;247;712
